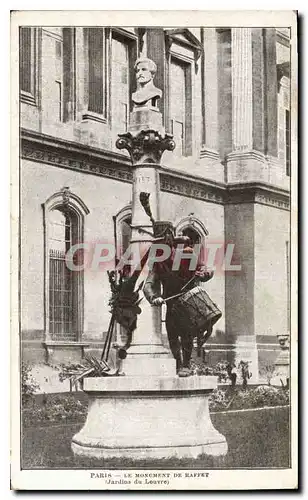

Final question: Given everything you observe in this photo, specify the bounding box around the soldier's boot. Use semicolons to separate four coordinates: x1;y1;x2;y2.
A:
178;367;191;377
178;350;193;377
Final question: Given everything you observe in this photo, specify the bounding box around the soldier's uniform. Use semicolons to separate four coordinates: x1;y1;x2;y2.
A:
143;222;213;374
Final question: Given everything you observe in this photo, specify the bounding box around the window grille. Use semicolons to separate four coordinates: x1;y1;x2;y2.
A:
48;209;76;341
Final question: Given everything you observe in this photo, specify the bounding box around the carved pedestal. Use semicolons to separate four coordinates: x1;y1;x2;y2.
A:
72;376;228;460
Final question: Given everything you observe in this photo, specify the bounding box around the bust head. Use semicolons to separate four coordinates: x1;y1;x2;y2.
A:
134;58;157;88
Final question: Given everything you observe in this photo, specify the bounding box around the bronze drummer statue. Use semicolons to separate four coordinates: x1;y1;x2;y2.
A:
143;221;221;377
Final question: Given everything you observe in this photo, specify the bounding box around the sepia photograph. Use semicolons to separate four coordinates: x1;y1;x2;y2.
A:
10;10;298;490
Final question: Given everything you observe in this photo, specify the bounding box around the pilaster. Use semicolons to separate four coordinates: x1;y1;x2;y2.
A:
198;28;224;182
252;28;265;153
231;28;253;152
74;28;86;122
264;28;278;157
202;28;219;153
227;28;281;188
146;30;166;121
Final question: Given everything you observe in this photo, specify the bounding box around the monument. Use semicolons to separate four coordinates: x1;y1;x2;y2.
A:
71;58;228;460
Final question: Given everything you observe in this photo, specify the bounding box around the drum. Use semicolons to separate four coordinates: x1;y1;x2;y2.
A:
172;286;222;334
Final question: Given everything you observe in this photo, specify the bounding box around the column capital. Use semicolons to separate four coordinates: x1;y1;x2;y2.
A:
116;130;175;166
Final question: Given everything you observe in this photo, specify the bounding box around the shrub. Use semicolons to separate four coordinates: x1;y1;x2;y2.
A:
191;360;237;385
21;362;40;403
209;385;290;412
260;363;277;386
22;393;88;427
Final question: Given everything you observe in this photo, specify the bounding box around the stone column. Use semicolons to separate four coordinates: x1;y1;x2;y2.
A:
125;160;172;376
202;29;219;153
263;28;278;157
226;28;267;185
227;28;279;184
116;107;176;376
199;29;223;182
231;28;253;152
74;28;86;122
224;202;259;383
252;28;265;153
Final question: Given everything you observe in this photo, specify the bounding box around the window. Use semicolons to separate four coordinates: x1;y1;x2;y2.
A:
164;29;200;157
110;29;137;146
49;209;76;340
175;215;208;264
120;216;132;256
43;189;89;343
87;28;106;117
114;205;132;266
111;36;130;138
170;57;192;156
19;27;37;104
181;226;201;246
42;28;76;123
114;206;132;346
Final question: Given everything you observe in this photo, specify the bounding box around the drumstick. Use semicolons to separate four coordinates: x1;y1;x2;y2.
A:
180;274;196;292
164;291;186;302
164;275;197;303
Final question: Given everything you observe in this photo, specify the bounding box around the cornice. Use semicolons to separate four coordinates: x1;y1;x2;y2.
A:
160;172;225;204
21;128;133;184
20;129;290;211
226;182;290;211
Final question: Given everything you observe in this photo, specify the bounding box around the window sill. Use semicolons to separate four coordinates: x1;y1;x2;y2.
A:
43;341;90;363
82;112;107;124
44;341;90;347
20;91;37;106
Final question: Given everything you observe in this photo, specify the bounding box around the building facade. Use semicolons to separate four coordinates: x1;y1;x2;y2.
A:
20;27;291;391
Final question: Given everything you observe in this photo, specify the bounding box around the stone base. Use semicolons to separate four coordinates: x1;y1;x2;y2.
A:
122;357;176;377
129;107;164;136
72;376;228;460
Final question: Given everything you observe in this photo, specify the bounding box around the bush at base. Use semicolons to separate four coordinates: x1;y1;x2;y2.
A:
22;385;289;428
209;385;290;412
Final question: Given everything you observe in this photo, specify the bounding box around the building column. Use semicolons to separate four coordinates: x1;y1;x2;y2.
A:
263;28;278;157
227;28;267;185
224;202;258;383
252;28;265;153
199;28;223;181
146;29;166;123
74;27;86;121
231;28;253;152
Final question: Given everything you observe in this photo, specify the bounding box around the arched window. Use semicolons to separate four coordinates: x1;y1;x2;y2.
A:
175;215;208;264
120;216;132;257
48;208;77;340
181;226;201;246
113;205;132;345
43;188;89;342
114;204;132;265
